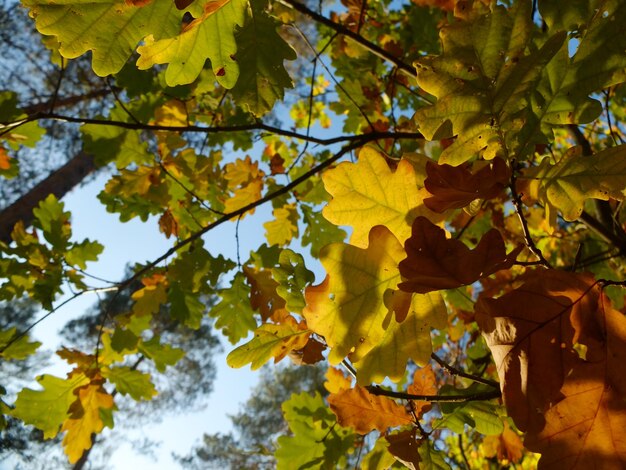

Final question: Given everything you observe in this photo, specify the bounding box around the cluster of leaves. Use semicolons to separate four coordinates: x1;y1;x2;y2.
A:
1;0;626;467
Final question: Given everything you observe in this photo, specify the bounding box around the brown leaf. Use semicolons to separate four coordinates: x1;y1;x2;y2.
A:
158;209;179;239
386;429;421;470
243;266;288;322
289;336;326;365
483;421;524;463
398;217;522;294
174;0;194;9
475;270;626;468
424;157;510;213
328;385;413;434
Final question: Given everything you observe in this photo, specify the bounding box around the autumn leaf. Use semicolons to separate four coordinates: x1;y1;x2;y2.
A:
322;147;435;248
324;366;352;394
12;373;89;439
353;290;446;384
399;217;522;293
61;383;116;463
303;226;405;364
386;429;421;470
424;157;510;213
475;269;626;469
407;365;437;417
328;384;413;434
243;265;288;322
131;273;168;316
519;145;626;224
136;0;247;87
483;421;524;464
226;317;310;370
263;204;299;246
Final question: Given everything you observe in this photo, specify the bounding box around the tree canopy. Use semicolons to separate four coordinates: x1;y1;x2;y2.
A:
2;0;626;468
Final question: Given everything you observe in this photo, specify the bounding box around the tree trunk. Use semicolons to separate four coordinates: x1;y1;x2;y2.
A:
0;152;96;243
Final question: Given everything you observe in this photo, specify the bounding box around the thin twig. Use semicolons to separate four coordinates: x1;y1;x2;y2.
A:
430;353;499;388
509;170;552;268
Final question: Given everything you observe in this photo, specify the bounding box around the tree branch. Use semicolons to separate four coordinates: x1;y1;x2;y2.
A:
365;385;501;403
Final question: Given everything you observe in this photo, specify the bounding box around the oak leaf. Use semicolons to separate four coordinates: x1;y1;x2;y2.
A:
407;365;437;417
386;429;421;470
476;270;626;468
322;147;435;248
324;367;352;394
303;226;405;364
399;217;522;293
424;157;510;213
61;383;115;463
328;385;413;434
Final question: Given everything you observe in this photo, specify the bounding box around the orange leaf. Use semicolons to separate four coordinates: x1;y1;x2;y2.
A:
483;421;524;463
158;209;179;239
476;270;626;468
424;157;510;213
328;385;412;434
0;146;12;170
399;217;522;293
407;365;437;416
324;366;352;394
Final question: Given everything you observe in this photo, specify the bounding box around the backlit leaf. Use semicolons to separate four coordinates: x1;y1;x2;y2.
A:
103;366;157;401
399;217;522;293
328;384;413;434
322;147;434;248
226;318;310;370
303;226;405;364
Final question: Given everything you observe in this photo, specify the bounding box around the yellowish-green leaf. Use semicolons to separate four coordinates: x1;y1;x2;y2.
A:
12;373;89;439
21;0;182;77
520;145;626;224
413;1;565;164
303;226;405;364
263;204;299;246
137;0;247;88
103;366;157;401
227;318;310;370
322;147;434;248
353;290;446;384
0;327;41;360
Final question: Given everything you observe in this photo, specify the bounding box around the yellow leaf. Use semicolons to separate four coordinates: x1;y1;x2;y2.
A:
224;178;263;216
303;226;404;364
131;274;168;316
328;384;413;434
324;366;352;394
153;99;188;127
224;155;264;189
322;147;435;248
354;291;446;384
61;384;115;464
264;204;299;246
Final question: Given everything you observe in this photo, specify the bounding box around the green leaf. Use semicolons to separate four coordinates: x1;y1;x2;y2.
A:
65;239;103;270
12;373;89;439
418;441;451;470
300;204;347;258
272;249;314;314
103;366;157;401
110;328;139;353
136;0;247;88
138;336;185;373
210;273;257;344
168;283;206;329
413;1;565;164
226;321;309;370
21;0;183;77
230;0;296;116
275;392;355;470
0;327;41;360
436;385;504;435
32;194;71;249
